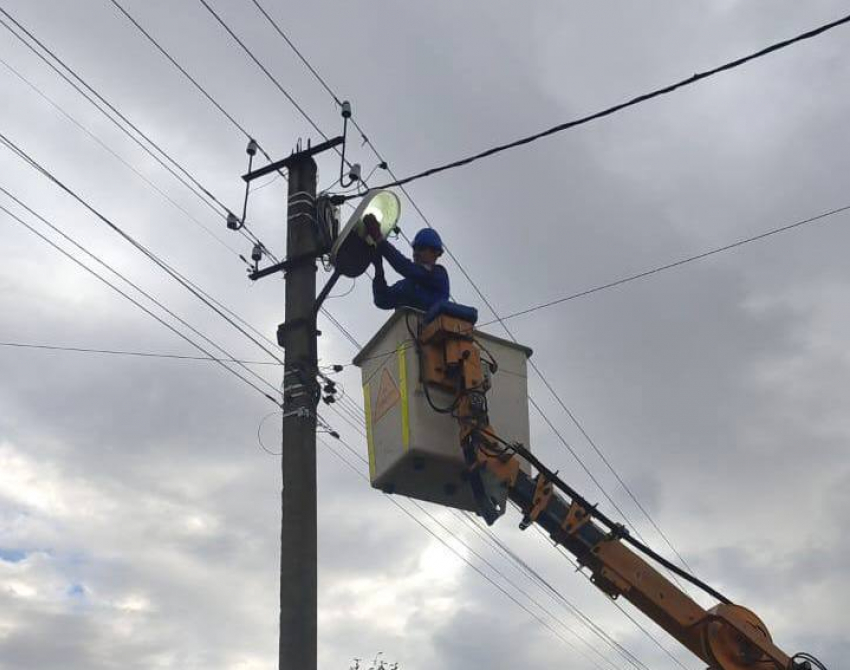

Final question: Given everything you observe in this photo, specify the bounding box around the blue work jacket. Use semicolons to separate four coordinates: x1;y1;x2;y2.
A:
372;240;450;312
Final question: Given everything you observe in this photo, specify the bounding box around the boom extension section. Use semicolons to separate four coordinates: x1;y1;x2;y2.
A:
415;311;802;670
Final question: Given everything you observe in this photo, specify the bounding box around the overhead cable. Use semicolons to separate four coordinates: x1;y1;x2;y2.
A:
110;0;250;142
97;7;382;389
247;1;698;585
533;525;691;670
0;7;227;215
478;202;850;327
319;432;629;670
316;306;684;668
312;360;676;670
455;512;650;670
315;400;643;664
196;0;328;142
247;0;341;106
0;202;280;406
0;16;284;357
486;428;731;605
0;182;281;400
0;6;269;252
0;341;281;366
319;308;362;350
339;11;850;198
107;0;284;181
0;54;244;260
0;133;286;371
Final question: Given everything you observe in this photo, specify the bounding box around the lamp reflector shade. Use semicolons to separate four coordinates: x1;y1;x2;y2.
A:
330;190;401;278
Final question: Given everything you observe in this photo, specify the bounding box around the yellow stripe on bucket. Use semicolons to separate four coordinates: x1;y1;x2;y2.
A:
397;344;410;451
363;383;376;480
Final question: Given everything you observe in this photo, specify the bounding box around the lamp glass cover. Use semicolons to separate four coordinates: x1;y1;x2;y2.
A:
360;190;400;237
329;189;402;278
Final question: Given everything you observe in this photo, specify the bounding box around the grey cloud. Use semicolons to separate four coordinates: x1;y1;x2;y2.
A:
1;0;848;668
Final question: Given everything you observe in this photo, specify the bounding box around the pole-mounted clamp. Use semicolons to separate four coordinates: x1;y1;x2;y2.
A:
277;317;320;348
282;407;313;420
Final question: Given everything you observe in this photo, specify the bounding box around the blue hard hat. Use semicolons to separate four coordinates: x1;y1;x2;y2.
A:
412;228;443;252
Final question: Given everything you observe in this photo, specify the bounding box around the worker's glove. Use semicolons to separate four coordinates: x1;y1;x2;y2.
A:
363;213;383;244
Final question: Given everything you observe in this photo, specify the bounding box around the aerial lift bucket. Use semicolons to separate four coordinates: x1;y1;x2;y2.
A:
353;307;532;512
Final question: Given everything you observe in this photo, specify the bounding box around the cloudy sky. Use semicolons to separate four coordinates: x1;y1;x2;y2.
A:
1;1;848;669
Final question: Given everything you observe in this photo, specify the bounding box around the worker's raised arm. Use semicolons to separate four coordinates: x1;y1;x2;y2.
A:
378;240;449;292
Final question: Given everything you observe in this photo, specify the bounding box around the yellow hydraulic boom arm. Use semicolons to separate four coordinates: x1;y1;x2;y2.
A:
415;310;823;670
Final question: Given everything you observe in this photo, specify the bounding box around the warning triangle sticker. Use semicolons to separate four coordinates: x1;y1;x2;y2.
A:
373;368;401;424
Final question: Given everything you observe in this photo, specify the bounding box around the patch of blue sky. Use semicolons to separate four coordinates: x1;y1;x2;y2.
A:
67;583;86;598
0;548;27;563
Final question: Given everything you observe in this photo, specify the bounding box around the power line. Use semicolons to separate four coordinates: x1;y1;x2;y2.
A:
318;432;630;670
478;202;850;327
97;5;398;413
325;403;368;440
340;11;850;196
76;5;725;661
327;395;368;433
8;15;622;663
306;299;655;665
0;201;280;406
0;181;281;400
0;341;281;365
0;13;282;358
247;0;341;106
0;341;371;451
245;0;696;582
106;0;284;181
0;6;269;252
319;307;362;350
0;132;286;374
0;7;226;216
334;389;371;424
110;0;252;142
194;0;693;606
455;511;651;670
195;0;328;142
0;53;245;262
313;307;687;668
145;1;849;595
530;524;692;670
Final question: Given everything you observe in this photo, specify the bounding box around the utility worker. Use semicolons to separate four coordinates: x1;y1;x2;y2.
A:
363;214;450;312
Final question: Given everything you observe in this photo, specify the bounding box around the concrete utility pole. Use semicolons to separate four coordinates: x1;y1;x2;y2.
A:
279;152;318;670
240;134;342;670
